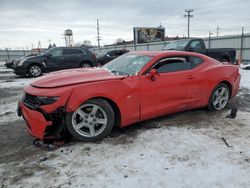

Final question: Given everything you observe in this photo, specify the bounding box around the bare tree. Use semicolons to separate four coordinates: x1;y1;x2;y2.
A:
74;42;82;47
75;40;92;47
115;38;125;44
83;40;92;46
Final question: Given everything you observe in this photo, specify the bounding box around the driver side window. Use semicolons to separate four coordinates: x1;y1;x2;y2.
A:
50;49;63;57
154;57;192;73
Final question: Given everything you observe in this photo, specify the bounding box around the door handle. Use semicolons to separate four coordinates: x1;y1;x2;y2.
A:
187;75;195;79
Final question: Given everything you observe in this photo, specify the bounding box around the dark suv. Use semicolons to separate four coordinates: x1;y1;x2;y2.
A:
13;47;97;77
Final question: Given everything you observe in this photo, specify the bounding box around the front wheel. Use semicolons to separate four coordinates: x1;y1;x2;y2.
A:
208;83;230;111
65;99;115;142
27;64;42;77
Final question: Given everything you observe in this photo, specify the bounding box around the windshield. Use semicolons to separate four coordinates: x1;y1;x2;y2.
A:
103;54;152;76
39;48;54;56
163;39;190;50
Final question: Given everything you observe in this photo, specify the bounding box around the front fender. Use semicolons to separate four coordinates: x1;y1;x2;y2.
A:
65;78;141;127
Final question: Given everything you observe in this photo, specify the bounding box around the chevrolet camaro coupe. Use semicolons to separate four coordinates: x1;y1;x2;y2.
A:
18;51;241;142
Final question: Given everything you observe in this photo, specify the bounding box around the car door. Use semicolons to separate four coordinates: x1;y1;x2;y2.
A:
44;48;65;72
139;56;200;120
63;48;84;68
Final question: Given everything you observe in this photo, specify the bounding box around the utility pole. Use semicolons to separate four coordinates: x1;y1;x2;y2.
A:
216;26;220;37
184;9;194;38
97;19;101;49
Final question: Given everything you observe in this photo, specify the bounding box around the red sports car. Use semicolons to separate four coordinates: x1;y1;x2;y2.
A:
18;51;241;141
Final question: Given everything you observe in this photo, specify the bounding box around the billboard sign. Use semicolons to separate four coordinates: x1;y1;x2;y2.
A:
133;27;165;44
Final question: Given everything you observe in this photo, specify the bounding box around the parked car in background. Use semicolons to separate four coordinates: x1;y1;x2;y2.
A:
10;54;38;69
13;47;97;77
5;58;17;68
97;49;129;65
162;38;236;63
18;51;240;142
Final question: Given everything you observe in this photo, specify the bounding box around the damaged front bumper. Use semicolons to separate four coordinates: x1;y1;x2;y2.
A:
18;102;53;139
18;100;66;140
17;85;73;140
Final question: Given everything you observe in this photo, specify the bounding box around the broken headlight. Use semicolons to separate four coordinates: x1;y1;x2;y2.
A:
36;96;59;105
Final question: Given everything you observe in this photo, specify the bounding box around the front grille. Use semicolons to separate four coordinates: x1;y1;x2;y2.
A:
22;93;42;109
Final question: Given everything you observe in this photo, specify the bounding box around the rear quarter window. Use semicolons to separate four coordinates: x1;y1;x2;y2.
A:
188;56;204;68
63;49;83;55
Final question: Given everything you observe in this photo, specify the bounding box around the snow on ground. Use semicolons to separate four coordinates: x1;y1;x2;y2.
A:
0;63;250;188
0;63;34;123
33;111;250;188
0;65;34;89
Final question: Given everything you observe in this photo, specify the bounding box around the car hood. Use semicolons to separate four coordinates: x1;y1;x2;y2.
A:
31;68;126;88
26;55;45;62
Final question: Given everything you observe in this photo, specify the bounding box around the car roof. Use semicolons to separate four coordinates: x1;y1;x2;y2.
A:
106;49;128;52
128;50;206;58
50;47;87;50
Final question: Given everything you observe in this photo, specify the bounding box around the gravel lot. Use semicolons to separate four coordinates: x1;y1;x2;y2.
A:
0;62;250;188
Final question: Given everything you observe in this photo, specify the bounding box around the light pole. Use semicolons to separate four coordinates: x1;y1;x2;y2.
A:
97;19;101;49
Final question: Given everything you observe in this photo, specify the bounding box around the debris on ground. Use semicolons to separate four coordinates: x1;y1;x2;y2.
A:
33;139;67;151
226;108;238;119
221;137;233;148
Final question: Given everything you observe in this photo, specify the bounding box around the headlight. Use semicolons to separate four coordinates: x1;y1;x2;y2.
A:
36;96;59;105
17;57;29;66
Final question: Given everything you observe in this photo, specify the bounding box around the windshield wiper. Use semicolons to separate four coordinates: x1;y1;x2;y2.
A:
164;48;176;50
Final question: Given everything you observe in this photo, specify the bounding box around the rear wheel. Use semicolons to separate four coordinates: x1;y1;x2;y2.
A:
208;83;230;111
27;64;42;77
65;99;115;142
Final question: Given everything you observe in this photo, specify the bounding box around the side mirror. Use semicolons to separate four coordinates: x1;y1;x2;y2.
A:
147;69;158;81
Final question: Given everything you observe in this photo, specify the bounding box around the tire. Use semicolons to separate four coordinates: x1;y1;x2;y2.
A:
80;62;92;68
208;83;230;111
27;64;43;77
65;99;115;142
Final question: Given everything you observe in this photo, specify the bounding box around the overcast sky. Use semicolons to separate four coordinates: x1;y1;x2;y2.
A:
0;0;249;49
